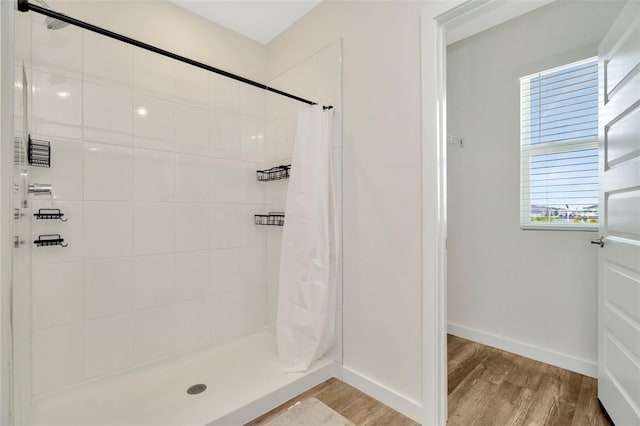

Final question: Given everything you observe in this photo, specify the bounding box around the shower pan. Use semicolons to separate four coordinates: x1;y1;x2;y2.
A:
8;2;343;425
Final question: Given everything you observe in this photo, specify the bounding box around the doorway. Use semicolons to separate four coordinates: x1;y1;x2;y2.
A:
442;0;626;424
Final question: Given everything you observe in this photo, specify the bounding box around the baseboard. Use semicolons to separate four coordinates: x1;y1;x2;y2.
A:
340;366;423;424
448;322;597;378
209;360;337;425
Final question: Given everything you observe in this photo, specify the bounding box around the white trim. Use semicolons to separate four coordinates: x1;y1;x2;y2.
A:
521;225;598;232
212;362;425;425
445;0;556;46
341;366;423;424
421;4;451;424
422;1;573;426
209;361;339;426
0;2;16;425
448;323;598;378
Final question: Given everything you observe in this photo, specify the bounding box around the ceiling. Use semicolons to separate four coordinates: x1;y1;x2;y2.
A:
167;0;322;45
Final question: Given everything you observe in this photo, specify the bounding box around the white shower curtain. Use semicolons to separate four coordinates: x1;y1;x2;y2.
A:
276;105;338;372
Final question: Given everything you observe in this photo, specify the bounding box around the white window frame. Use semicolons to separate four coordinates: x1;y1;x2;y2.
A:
519;57;599;231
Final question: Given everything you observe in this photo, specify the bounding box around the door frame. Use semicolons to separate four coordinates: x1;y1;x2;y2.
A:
0;1;16;425
420;1;555;424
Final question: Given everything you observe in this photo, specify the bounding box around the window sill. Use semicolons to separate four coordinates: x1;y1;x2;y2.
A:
520;224;599;232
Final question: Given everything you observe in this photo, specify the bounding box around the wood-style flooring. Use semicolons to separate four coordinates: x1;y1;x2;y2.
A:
448;334;612;426
245;377;419;426
247;335;611;425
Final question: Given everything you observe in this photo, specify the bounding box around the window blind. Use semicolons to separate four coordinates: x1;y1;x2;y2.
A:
520;57;599;229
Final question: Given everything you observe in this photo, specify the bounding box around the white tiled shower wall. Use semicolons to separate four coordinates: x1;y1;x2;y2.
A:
27;14;269;396
265;41;343;361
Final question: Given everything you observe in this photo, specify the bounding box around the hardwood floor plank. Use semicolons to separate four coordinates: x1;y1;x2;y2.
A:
245;378;419;426
248;335;611;425
504;353;549;391
447;334;612;426
448;341;492;394
571;376;610;426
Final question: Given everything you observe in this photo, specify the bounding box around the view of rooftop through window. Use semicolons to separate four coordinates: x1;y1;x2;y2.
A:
520;58;599;227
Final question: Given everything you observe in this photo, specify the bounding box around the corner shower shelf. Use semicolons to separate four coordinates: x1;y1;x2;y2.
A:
28;135;51;168
34;208;67;221
254;213;285;226
33;234;68;247
256;165;291;182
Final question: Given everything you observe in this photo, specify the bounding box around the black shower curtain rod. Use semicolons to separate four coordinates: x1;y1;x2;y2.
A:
17;0;333;110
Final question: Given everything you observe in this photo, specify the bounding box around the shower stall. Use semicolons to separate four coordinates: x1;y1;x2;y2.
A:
7;2;342;424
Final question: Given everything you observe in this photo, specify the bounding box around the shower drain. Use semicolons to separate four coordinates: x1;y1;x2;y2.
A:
187;384;207;395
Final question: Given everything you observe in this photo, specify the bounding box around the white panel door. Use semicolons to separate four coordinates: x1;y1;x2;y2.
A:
597;2;640;425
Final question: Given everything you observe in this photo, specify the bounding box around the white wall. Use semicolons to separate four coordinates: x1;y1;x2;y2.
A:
268;1;434;409
49;0;266;82
446;0;625;376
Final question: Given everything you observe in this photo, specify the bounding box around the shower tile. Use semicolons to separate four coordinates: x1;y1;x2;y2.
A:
31;14;82;79
210;112;242;160
176;155;210;202
14;12;31;70
133;203;176;255
266;119;294;164
239;85;265;120
210;248;243;295
210;73;240;115
175;251;212;303
31;200;83;265
265;92;299;124
175;104;210;155
133;305;176;364
175;298;212;351
265;177;288;209
267;282;278;327
266;229;283;293
84;201;133;259
211;291;244;340
244;287;267;331
243;205;267;247
134;254;176;310
83;82;133;146
84;313;134;378
14;65;28;131
32;323;84;395
84;257;134;320
243;162;266;204
30;137;83;201
210;204;244;249
32;262;83;330
271;60;317;102
133;149;176;202
243;246;267;288
174;62;210;108
84;143;133;201
210;158;243;204
175;204;211;252
133;94;174;152
31;70;82;140
84;31;133;88
133;48;174;100
241;119;266;163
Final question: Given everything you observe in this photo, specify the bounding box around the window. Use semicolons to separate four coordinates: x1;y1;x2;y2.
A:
520;57;599;230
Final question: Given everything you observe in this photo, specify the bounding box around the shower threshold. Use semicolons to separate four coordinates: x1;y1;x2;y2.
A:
30;330;337;426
